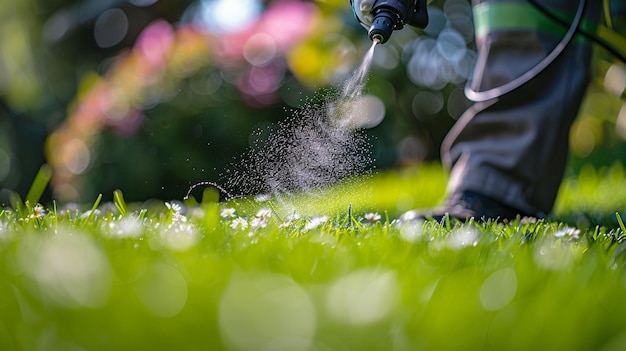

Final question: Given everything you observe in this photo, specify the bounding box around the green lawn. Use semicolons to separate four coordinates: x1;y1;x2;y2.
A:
2;163;626;350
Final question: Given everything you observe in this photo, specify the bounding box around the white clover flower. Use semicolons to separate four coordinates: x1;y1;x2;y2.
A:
304;216;329;231
256;208;273;219
221;208;237;218
554;227;581;241
230;218;248;230
245;208;273;229
250;216;268;229
165;202;182;213
30;204;46;219
364;212;381;222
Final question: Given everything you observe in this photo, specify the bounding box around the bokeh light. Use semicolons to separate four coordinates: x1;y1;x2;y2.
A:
130;0;159;6
133;263;188;317
192;0;262;34
219;273;317;351
331;94;386;129
446;224;480;249
326;268;398;325
533;236;577;271
243;33;277;66
94;8;129;48
19;231;113;309
135;20;175;67
479;268;517;311
604;64;626;97
397;135;429;164
403;2;476;90
571;117;599;157
616;103;626;139
412;90;444;118
372;42;400;70
62;138;90;175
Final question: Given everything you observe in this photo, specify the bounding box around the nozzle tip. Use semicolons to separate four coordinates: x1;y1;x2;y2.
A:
368;11;395;44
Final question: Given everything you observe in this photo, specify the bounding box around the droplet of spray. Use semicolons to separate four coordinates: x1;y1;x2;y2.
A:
184;181;235;201
341;40;378;99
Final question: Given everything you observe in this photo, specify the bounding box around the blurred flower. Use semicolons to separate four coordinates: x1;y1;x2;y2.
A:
173;212;188;223
59;203;80;218
554;227;581;241
250;216;269;229
135;20;175;68
165;202;183;213
397;218;425;243
248;208;273;229
230;217;248;230
80;209;101;219
279;221;293;229
30;204;46;219
304;215;329;231
287;212;301;221
520;216;538;224
238;61;284;107
165;202;187;223
104;216;144;239
220;208;237;218
447;225;480;250
364;212;381;222
160;222;200;251
255;208;272;219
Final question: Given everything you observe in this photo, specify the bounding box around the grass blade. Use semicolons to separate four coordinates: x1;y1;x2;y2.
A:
114;190;127;216
86;194;103;223
25;164;52;205
617;212;626;234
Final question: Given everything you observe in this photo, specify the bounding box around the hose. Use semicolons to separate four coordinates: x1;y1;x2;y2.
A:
465;0;587;102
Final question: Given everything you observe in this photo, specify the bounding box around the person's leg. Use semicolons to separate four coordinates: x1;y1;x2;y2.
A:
408;0;599;221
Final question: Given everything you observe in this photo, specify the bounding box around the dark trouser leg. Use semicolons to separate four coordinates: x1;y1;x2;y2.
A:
441;0;597;216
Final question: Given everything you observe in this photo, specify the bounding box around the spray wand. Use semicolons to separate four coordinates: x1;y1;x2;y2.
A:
352;0;429;44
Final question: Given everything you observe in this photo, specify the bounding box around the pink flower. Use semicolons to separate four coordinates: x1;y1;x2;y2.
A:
134;20;175;67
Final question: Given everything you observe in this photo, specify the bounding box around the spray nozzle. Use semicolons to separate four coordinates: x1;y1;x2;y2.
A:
367;0;428;44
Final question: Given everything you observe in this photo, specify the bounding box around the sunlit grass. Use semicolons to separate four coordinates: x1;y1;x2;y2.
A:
2;164;626;350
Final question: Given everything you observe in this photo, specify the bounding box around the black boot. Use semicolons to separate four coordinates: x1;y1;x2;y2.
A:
399;190;541;223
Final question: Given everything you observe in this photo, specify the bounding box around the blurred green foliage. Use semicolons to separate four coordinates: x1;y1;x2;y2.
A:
0;0;624;205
